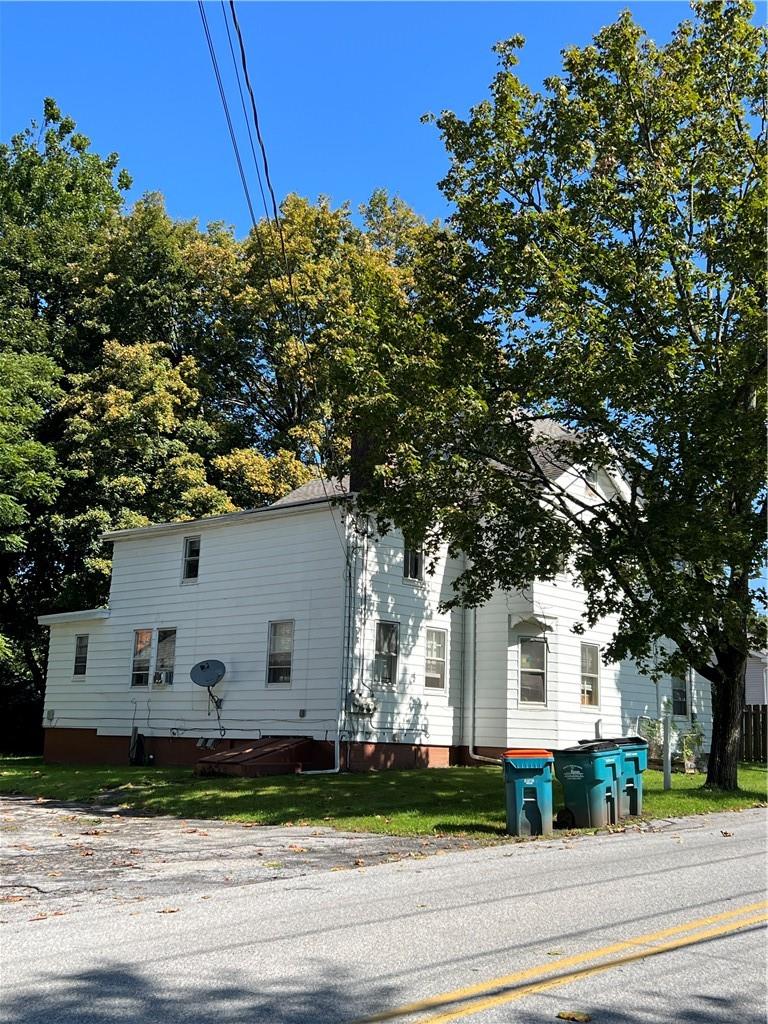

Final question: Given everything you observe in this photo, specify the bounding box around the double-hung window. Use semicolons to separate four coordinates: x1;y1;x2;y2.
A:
374;621;399;686
403;547;423;581
73;635;89;676
154;629;176;686
519;637;546;704
580;643;600;706
131;629;153;687
267;621;294;685
182;536;201;581
425;628;447;689
672;675;689;717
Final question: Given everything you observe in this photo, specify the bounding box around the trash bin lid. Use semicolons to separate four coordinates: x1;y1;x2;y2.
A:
503;748;554;757
578;736;647;747
562;742;619;753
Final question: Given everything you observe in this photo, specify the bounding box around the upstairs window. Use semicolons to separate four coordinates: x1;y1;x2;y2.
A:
585;465;599;484
73;635;89;676
581;643;600;706
154;629;176;686
520;637;546;704
374;621;399;686
131;629;153;687
267;620;294;685
404;547;423;581
425;628;447;689
672;675;689;717
182;536;201;581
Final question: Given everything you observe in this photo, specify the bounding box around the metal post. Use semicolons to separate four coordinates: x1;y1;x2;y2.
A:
663;712;672;791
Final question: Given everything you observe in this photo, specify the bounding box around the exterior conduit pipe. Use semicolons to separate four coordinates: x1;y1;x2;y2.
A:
467;605;503;766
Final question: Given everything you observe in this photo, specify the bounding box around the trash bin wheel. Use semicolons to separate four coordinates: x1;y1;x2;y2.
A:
556;807;575;829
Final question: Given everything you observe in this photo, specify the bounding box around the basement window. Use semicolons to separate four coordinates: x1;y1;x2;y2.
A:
73;635;89;676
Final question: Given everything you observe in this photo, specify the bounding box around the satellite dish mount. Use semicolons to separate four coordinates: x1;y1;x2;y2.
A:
190;660;226;712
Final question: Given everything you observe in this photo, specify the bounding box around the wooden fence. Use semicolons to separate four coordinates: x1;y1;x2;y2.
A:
740;705;768;763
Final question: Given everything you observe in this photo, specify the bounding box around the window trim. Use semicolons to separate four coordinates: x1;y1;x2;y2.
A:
671;673;690;719
153;627;177;687
266;619;295;687
373;619;400;688
73;634;89;677
424;627;448;691
181;535;201;585
580;641;600;709
403;546;424;582
518;635;547;706
130;628;154;689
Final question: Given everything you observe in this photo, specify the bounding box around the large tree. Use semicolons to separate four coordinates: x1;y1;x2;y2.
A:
330;1;766;789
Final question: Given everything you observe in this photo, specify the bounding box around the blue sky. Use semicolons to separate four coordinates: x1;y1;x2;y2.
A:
1;1;692;236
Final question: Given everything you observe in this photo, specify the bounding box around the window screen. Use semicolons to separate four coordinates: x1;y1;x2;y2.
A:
581;643;599;706
131;629;153;687
73;635;89;676
154;629;176;686
374;621;399;686
182;536;201;580
403;547;423;581
267;621;294;685
520;637;546;703
425;628;446;689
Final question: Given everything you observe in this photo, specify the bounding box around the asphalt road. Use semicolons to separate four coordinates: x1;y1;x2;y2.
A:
2;806;766;1024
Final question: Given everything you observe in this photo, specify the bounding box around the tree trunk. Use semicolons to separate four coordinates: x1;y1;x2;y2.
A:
705;655;746;791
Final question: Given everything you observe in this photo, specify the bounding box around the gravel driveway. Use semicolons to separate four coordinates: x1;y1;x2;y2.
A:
0;796;476;924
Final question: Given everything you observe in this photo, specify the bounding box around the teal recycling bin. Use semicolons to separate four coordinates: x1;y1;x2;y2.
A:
580;737;648;817
502;749;554;836
553;742;621;828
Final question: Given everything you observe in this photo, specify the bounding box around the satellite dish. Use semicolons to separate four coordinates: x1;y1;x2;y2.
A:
191;660;226;688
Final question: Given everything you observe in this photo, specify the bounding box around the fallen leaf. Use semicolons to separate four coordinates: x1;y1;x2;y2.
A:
29;914;48;921
0;896;25;904
47;872;62;878
79;849;94;857
547;950;564;956
556;1013;592;1023
157;908;179;914
721;830;733;837
353;858;366;867
287;844;307;853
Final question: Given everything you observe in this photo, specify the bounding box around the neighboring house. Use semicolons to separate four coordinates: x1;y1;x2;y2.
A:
38;470;714;769
745;652;768;706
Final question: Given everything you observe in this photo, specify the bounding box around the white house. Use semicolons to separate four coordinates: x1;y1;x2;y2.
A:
38;473;714;770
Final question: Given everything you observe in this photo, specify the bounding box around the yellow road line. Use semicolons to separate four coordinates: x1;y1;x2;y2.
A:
354;900;768;1024
417;912;768;1024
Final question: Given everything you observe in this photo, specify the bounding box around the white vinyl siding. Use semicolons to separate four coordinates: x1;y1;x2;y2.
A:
267;620;294;685
425;628;446;689
73;635;89;676
520;637;546;704
581;643;599;706
182;536;201;582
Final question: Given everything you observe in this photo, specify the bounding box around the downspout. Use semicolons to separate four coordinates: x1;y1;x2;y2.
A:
303;508;353;776
467;605;502;765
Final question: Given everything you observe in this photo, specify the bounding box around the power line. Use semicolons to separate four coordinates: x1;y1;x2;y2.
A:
196;0;257;229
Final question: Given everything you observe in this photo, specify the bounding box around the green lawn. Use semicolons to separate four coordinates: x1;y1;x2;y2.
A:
0;757;765;838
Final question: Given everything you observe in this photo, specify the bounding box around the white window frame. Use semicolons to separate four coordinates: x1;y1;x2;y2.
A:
671;673;690;719
580;642;600;708
153;628;177;687
403;546;424;582
73;634;89;677
425;627;447;690
519;636;547;706
266;619;294;687
130;628;154;688
373;620;399;688
181;535;201;584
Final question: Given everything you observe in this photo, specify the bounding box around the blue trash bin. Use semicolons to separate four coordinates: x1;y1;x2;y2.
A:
554;742;622;828
580;737;649;817
502;749;554;836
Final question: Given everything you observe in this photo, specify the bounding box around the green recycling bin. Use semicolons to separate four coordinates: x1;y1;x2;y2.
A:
502;749;554;836
553;742;621;828
586;737;648;817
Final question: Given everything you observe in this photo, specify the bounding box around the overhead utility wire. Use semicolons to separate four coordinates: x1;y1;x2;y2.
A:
224;0;350;560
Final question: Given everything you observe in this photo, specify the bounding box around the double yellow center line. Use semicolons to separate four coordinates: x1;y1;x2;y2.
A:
354;900;768;1024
